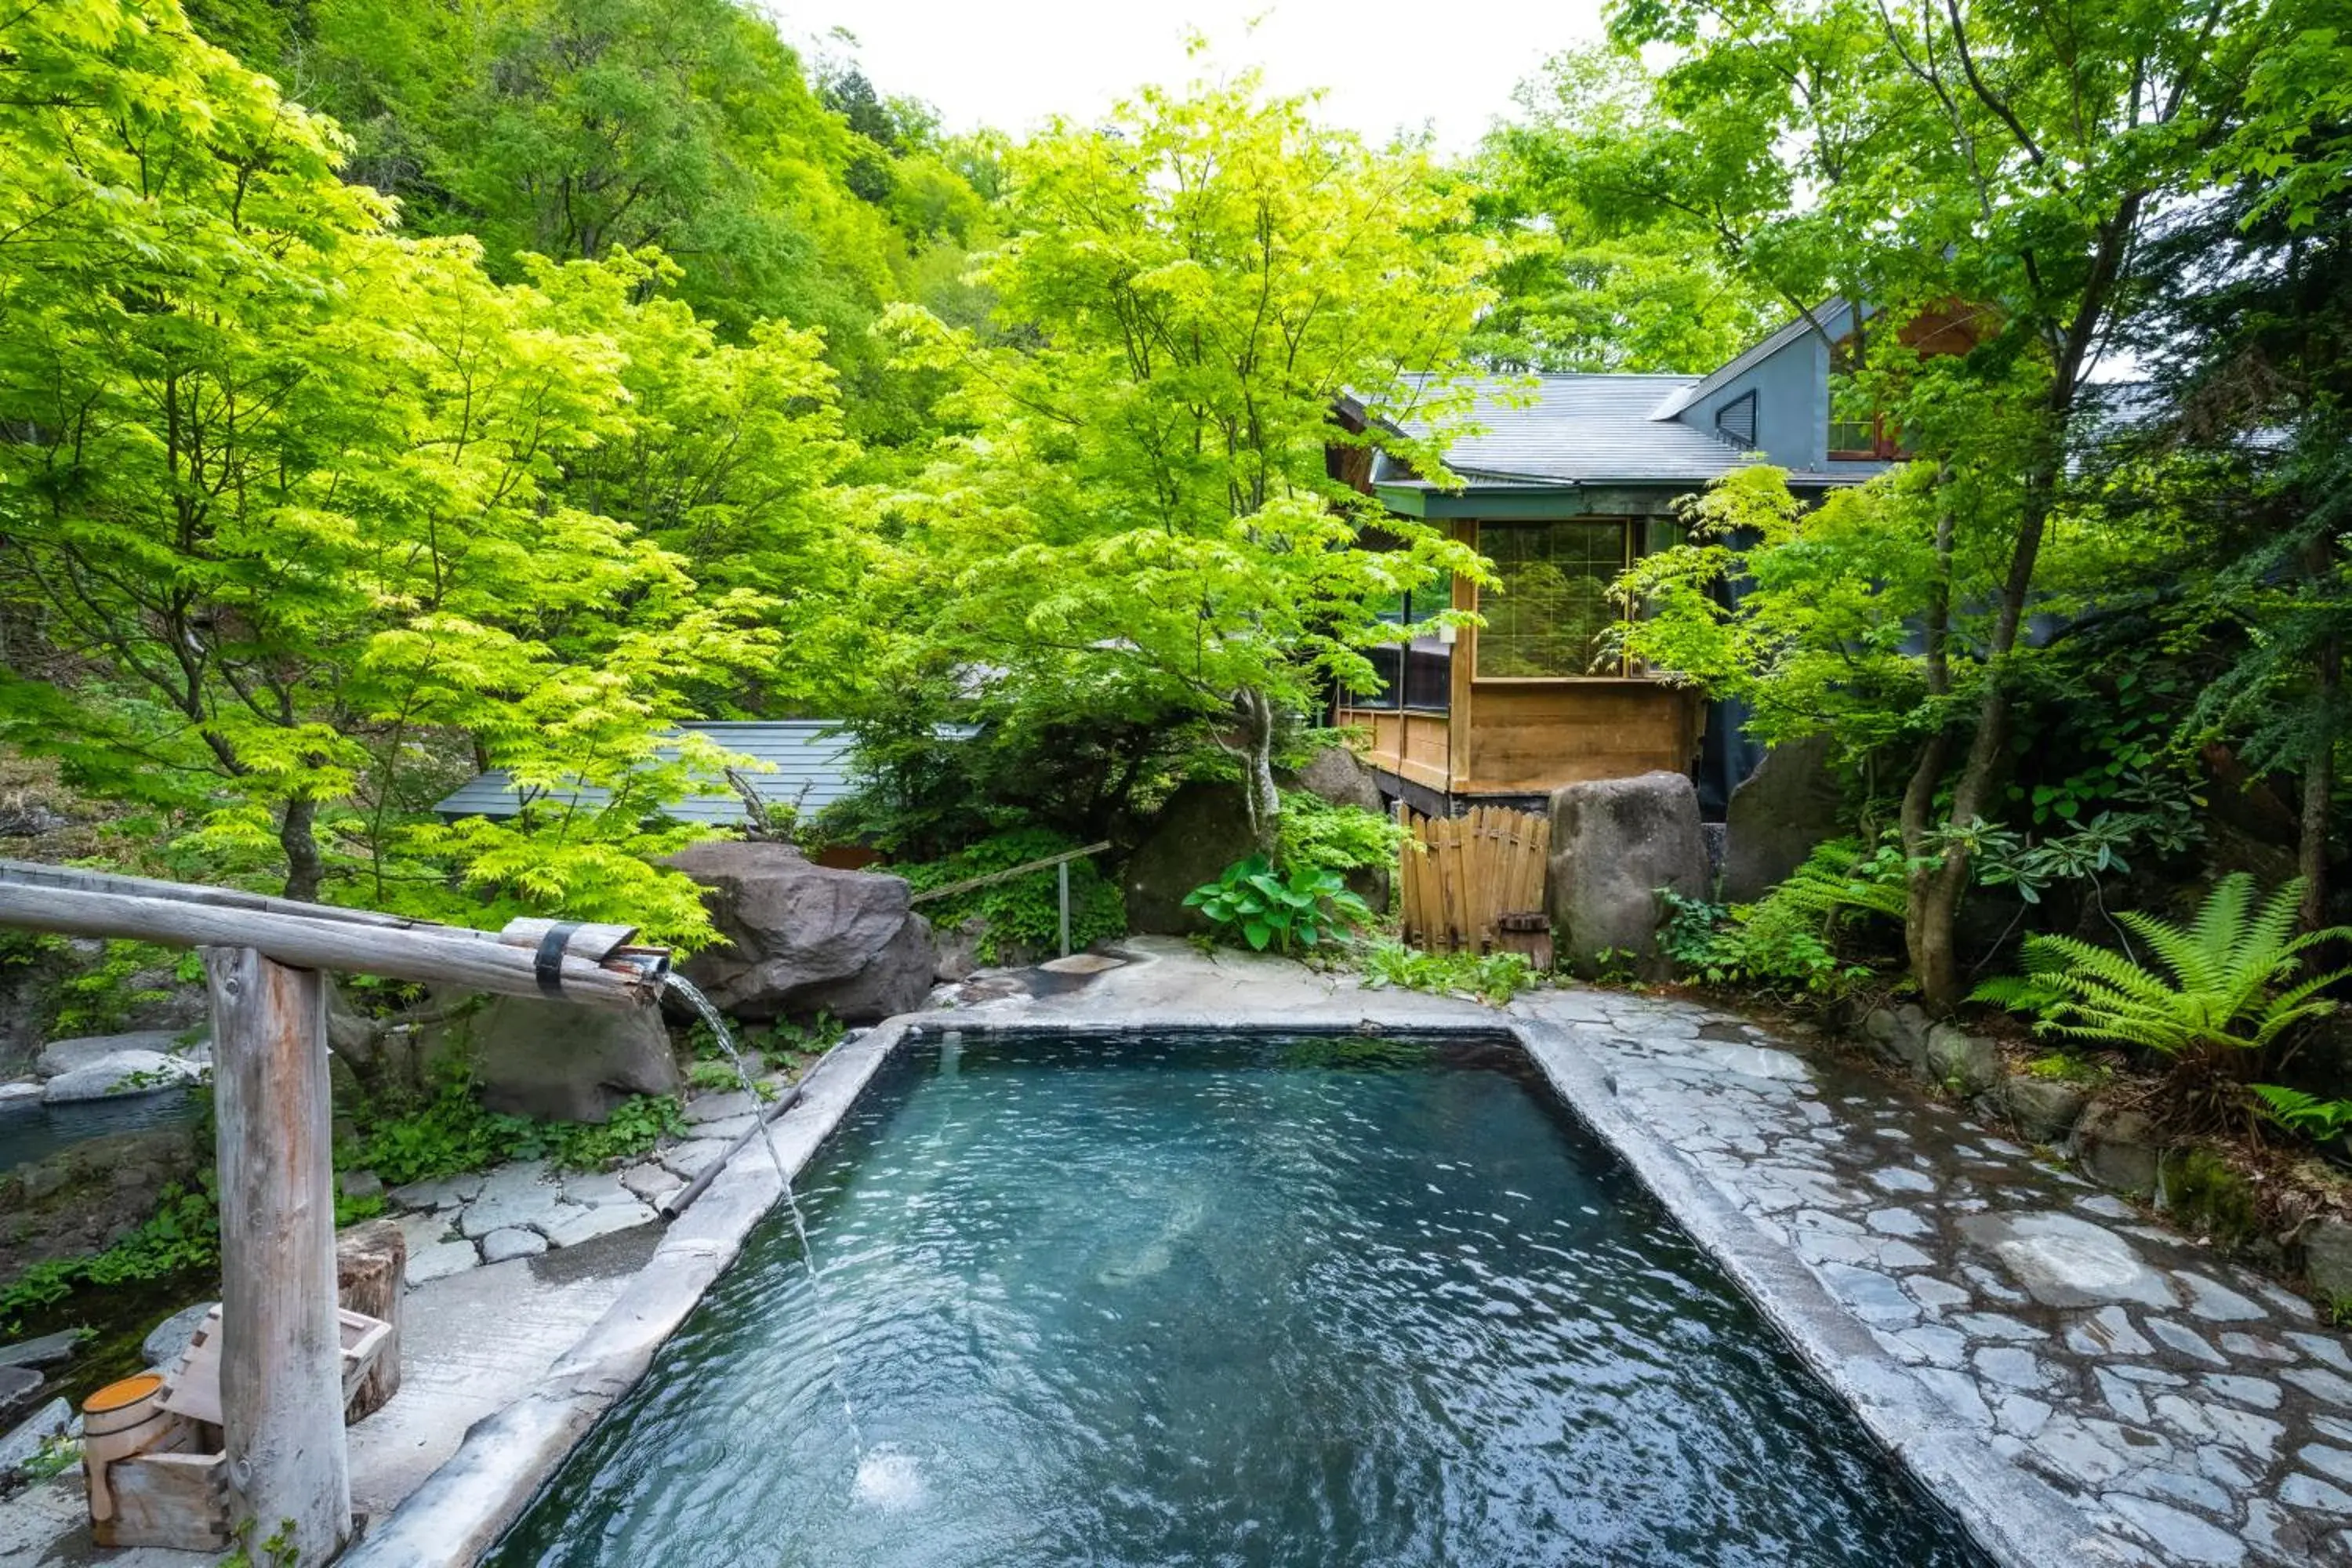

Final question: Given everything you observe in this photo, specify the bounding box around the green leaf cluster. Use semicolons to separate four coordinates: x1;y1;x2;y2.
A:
892;829;1127;962
1184;855;1374;954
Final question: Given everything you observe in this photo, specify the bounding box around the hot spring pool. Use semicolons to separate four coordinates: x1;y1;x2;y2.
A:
488;1030;1988;1567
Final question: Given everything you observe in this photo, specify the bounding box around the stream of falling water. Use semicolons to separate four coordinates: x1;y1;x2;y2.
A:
662;973;903;1501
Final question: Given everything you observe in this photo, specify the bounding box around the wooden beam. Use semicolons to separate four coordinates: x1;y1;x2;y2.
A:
204;947;350;1564
0;858;426;931
0;884;662;1009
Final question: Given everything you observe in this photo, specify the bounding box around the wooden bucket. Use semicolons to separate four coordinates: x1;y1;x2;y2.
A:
82;1374;173;1521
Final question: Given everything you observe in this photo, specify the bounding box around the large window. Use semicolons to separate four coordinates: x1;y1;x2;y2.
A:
1477;521;1631;677
1356;587;1451;712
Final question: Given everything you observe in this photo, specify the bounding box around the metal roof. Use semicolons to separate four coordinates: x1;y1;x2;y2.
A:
1382;374;1857;489
433;720;869;826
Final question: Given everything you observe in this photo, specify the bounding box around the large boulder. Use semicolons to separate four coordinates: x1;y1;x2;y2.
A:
1286;746;1384;814
1546;771;1710;979
2072;1100;2161;1198
665;840;935;1022
1123;782;1258;936
1720;735;1845;903
41;1047;203;1104
426;995;681;1123
35;1029;194;1079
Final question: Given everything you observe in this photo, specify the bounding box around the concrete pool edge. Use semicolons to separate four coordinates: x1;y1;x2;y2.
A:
349;987;2106;1568
340;1018;916;1568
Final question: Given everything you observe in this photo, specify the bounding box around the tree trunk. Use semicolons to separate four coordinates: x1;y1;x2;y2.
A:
336;1221;405;1423
280;796;323;904
2304;620;2341;932
1901;475;1958;999
1913;448;2055;1012
1232;687;1282;856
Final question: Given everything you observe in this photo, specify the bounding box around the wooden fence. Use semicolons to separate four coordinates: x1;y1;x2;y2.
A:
1396;805;1550;953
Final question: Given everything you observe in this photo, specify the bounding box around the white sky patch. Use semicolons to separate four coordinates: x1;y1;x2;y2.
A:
764;0;1613;154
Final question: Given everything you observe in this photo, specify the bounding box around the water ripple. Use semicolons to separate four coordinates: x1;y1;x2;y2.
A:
490;1032;1986;1568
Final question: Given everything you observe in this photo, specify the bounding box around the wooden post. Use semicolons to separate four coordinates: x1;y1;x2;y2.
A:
1057;860;1071;958
203;946;350;1563
336;1221;405;1423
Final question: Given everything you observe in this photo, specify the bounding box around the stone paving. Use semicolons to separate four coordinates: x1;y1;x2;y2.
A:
381;1065;801;1286
1519;984;2352;1567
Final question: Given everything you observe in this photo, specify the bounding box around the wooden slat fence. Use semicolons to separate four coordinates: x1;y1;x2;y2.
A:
1397;805;1550;953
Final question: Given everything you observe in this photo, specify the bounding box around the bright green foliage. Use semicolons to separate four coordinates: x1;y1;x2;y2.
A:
1975;876;2352;1056
1185;855;1374;953
1352;943;1540;1006
867;72;1494;853
0;1;855;943
1659;839;1905;996
893;829;1127;961
2250;1084;2352;1142
1470;46;1777;372
1273;791;1408;877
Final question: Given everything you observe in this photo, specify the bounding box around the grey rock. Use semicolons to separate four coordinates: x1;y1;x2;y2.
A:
1880;1324;1969;1367
1288;743;1385;815
1865;1004;1934;1075
34;1029;192;1078
619;1161;684;1205
390;1171;484;1211
2146;1317;2228;1367
2102;1493;2245;1566
41;1048;200;1103
685;1088;760;1124
426;993;681;1123
1120;782;1259;936
2281;1472;2352;1515
2303;1443;2352;1486
2170;1271;2266;1323
2203;1403;2285;1460
1975;1345;2047;1389
0;1396;70;1476
2203;1373;2282;1410
2072;1100;2161;1198
1869;1166;1936;1194
1925;1024;2002;1095
667;840;936;1022
0;1330;80;1370
140;1302;215;1371
1867;1207;1933;1238
1995;1393;2053;1436
405;1238;480;1285
2002;1075;2089;1145
1906;1276;1972;1311
2306;1218;2352;1301
2066;1305;2156;1357
1954;1311;2045;1341
338;1169;384;1202
2097;1368;2151;1425
0;1080;39;1104
1544;771;1710;979
558;1171;641;1210
659;1137;735;1180
2285;1364;2352;1406
1913;1366;1994;1428
0;1366;40;1426
1719;735;1844;903
542;1200;656;1248
2289;1331;2352;1374
1958;1211;2173;1308
479;1227;548;1264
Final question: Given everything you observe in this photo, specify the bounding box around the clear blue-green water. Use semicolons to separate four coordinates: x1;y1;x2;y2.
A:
489;1031;1987;1568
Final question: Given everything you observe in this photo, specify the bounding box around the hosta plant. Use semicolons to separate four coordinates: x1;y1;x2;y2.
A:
1184;855;1374;954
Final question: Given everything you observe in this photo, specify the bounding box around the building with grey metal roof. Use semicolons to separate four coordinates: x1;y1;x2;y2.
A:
433;720;868;826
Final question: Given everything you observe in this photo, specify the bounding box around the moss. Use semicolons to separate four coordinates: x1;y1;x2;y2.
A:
2160;1145;2263;1250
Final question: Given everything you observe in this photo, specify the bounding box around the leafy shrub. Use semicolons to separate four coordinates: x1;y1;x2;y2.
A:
345;1059;684;1185
0;1183;221;1332
2250;1084;2352;1142
1185;855;1373;953
1352;941;1538;1004
1273;790;1406;875
1971;875;2350;1057
1660;839;1904;995
534;1095;686;1170
49;938;177;1036
893;828;1124;961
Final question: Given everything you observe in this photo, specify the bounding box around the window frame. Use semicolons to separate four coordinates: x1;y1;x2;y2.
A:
1472;518;1640;681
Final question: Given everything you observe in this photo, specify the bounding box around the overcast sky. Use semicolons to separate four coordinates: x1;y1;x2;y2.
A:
768;0;1613;154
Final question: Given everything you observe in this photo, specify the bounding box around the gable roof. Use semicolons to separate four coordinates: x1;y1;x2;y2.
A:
1375;372;1859;491
433;720;867;826
1646;306;1846;422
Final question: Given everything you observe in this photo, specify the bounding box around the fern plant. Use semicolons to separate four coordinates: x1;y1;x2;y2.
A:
1973;874;2350;1058
2249;1083;2352;1143
1662;838;1904;995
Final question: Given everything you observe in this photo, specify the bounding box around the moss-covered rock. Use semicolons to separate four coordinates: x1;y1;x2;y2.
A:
2158;1145;2263;1250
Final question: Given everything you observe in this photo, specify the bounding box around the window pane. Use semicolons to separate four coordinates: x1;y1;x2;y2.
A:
1477;523;1626;677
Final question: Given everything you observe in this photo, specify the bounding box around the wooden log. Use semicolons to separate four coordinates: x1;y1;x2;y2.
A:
204;947;350;1565
0;884;662;1010
336;1222;405;1422
0;858;421;930
93;1446;230;1551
